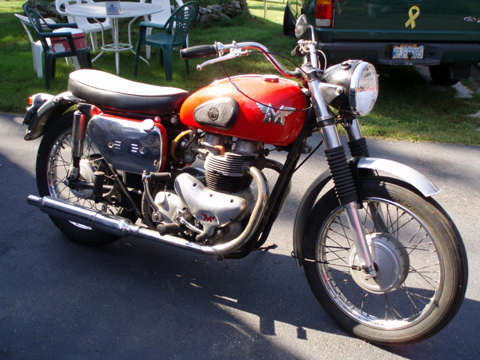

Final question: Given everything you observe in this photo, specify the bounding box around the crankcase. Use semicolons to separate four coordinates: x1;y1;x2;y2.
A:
174;173;248;236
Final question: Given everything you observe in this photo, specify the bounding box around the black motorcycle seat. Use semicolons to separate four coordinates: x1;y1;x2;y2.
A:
68;69;190;116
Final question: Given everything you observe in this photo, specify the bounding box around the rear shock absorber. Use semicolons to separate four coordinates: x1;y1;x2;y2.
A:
68;104;94;182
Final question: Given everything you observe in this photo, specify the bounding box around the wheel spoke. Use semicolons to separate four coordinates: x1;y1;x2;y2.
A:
384;293;403;320
409;265;440;288
315;195;444;330
46;129;123;223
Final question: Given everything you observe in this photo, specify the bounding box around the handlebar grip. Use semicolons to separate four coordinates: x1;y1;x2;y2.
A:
180;45;217;59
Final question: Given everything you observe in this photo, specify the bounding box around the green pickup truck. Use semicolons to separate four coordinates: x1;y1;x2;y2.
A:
284;0;480;85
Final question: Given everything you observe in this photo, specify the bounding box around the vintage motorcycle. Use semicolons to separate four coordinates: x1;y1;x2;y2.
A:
23;16;467;345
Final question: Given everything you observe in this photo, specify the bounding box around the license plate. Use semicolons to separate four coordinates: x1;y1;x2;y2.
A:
392;44;425;60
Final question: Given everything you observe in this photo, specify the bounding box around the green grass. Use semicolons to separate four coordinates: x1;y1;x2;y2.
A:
0;0;296;108
2;0;480;145
365;66;480;144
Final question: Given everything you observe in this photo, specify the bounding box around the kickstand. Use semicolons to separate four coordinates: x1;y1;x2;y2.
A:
254;243;277;252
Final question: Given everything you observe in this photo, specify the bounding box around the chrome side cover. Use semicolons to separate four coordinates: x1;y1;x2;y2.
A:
87;115;163;174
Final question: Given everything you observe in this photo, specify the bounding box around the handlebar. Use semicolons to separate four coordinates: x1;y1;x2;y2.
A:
180;45;217;59
180;41;303;78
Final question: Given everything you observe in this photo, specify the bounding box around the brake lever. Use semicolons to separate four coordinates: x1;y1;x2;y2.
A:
291;45;304;57
196;48;250;71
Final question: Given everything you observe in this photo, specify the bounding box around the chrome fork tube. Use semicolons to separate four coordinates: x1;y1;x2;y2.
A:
345;118;363;140
343;202;376;276
308;71;334;123
320;124;341;149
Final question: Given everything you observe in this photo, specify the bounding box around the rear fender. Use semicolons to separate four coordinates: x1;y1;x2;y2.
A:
24;92;81;141
292;157;440;266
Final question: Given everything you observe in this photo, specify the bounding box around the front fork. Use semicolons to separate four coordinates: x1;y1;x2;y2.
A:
320;123;377;278
306;63;376;276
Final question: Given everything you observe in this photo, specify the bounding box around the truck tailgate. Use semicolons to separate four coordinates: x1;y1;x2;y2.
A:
331;0;480;42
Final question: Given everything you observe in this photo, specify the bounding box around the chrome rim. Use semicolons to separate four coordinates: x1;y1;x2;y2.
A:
46;128;121;229
316;197;444;330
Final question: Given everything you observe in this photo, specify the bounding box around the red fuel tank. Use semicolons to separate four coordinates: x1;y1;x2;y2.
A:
179;75;309;146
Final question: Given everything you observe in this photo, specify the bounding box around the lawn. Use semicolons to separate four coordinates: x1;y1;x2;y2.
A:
1;0;480;145
1;0;297;108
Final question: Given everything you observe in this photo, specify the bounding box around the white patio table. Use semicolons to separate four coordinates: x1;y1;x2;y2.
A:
67;1;163;74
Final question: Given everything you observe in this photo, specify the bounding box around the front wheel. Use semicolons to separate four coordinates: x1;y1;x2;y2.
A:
302;177;468;345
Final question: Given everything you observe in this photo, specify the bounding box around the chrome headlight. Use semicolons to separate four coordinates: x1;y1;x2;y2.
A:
321;60;379;117
350;62;379;116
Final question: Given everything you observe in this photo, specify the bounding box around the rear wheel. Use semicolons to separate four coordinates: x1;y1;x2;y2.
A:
302;177;468;345
36;113;134;245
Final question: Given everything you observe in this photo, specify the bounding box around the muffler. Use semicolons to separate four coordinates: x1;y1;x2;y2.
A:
27;166;268;256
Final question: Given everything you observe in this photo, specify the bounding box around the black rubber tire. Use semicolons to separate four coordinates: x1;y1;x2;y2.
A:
283;5;294;37
429;65;459;86
36;113;122;246
302;177;468;345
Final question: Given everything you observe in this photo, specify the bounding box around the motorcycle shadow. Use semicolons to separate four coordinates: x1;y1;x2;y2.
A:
18;225;351;359
46;228;479;359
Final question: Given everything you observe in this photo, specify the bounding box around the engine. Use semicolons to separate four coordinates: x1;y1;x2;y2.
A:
204;135;258;193
152;133;262;244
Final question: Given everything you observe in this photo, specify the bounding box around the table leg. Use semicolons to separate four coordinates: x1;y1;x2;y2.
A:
114;18;120;75
92;18;105;63
128;16;150;66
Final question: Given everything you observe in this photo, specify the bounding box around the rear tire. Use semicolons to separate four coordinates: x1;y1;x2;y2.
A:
36;113;131;246
302;177;468;345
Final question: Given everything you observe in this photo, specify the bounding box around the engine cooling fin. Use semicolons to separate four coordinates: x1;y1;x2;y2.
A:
205;152;255;193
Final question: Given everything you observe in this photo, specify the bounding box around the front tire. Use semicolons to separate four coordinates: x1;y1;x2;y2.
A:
36;113;130;245
302;177;468;345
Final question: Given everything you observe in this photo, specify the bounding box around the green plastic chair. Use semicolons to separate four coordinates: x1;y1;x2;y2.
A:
134;1;199;81
24;4;92;89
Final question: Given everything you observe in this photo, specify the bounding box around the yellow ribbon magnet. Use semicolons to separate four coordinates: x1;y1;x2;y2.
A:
405;6;420;29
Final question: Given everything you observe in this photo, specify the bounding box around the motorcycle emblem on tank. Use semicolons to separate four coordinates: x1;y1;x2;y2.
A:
257;103;296;126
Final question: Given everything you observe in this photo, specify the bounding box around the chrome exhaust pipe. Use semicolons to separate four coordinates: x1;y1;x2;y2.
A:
27;166;268;256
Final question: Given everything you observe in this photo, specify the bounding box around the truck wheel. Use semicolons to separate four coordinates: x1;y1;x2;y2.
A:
283;6;294;37
429;66;459;86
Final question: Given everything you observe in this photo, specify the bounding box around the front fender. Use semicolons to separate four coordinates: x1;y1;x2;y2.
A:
292;157;440;266
24;92;80;141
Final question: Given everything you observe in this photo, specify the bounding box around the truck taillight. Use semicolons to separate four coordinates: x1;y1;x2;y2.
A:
316;0;334;27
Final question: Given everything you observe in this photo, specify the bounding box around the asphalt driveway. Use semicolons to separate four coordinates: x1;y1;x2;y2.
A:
0;112;479;359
